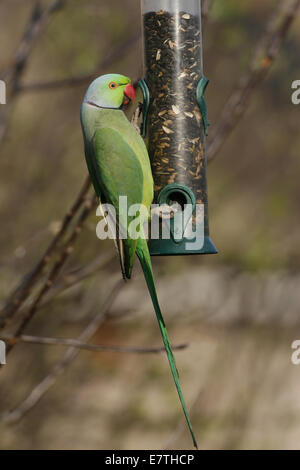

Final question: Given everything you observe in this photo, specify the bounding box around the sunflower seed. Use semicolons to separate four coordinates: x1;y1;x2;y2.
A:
162;126;174;134
172;105;180;115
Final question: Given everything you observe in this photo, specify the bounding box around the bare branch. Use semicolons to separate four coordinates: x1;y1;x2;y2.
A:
1;0;65;86
0;176;92;331
202;0;214;22
0;253;115;345
164;387;202;450
0;334;187;355
0;0;66;142
0;281;124;424
19;33;140;93
163;354;221;449
39;252;115;308
207;0;300;161
5;194;98;355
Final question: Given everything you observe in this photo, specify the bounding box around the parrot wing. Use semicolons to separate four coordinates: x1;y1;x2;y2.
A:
92;127;145;279
84;139;127;277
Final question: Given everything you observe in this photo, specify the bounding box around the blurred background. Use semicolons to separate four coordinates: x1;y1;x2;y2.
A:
0;0;300;450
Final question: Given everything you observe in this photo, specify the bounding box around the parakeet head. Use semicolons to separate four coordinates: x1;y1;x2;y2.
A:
83;74;135;110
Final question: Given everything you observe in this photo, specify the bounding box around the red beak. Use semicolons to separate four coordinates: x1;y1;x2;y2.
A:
124;83;135;102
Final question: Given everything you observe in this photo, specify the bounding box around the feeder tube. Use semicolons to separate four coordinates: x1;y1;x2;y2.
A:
141;0;217;255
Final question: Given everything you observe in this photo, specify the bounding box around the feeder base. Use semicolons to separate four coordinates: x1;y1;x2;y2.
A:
148;236;218;256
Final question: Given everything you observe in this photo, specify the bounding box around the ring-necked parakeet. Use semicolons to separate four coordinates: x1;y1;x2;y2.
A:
80;74;197;448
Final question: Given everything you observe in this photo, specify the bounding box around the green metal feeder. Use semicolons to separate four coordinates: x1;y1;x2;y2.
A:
138;0;217;256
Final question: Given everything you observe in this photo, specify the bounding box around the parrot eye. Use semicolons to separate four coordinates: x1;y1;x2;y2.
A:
109;82;118;89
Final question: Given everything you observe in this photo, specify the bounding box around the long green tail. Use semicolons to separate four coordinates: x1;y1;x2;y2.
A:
136;237;198;449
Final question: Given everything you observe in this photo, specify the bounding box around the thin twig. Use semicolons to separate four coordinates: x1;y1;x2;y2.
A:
202;0;214;22
0;227;50;268
163;353;223;449
164;387;203;450
1;0;64;84
0;281;123;424
19;33;140;93
207;0;300;161
0;176;92;331
5;252;133;347
0;252;115;342
5;194;98;355
0;334;187;355
0;0;66;142
39;251;115;308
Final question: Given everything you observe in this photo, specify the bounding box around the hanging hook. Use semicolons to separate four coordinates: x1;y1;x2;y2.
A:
138;79;150;138
196;77;210;137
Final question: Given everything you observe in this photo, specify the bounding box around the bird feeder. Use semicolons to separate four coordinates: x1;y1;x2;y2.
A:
138;0;217;256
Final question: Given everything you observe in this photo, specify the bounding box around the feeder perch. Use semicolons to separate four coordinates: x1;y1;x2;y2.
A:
138;0;217;256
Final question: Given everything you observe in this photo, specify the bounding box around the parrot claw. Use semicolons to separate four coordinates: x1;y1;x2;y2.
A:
131;104;143;135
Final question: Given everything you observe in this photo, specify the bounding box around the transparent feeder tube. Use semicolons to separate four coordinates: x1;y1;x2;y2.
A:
141;0;209;218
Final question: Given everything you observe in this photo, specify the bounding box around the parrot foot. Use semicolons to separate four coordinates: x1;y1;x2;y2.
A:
131;104;143;135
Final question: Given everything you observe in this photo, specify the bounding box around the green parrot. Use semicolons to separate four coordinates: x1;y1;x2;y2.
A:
80;73;197;449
